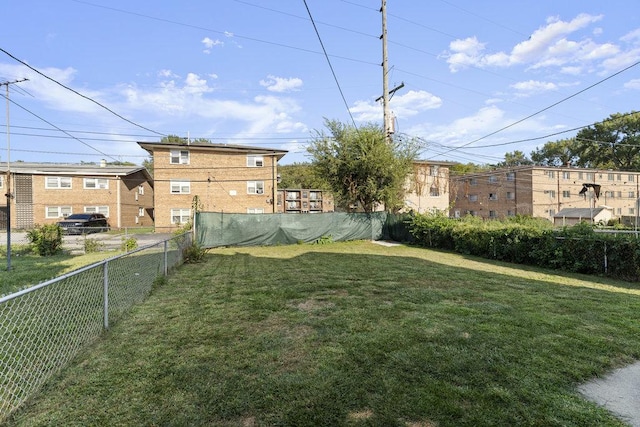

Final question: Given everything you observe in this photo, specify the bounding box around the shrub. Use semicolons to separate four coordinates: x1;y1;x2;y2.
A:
83;238;104;253
121;236;138;252
183;243;207;263
26;224;63;256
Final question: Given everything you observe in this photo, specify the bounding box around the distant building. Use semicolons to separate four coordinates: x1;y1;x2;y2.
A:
0;161;154;230
276;189;334;213
402;160;455;214
553;207;613;226
450;165;640;221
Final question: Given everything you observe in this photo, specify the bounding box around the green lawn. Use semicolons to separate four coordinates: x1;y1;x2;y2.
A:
0;246;118;297
5;241;640;426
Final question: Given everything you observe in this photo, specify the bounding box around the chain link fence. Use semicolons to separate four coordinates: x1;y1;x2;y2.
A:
0;232;193;422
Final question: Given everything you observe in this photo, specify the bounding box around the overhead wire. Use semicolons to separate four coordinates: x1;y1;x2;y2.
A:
0;47;165;137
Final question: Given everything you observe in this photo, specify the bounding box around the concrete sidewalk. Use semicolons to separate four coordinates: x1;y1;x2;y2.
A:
578;362;640;426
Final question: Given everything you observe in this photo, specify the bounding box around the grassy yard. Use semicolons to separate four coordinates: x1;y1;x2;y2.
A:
0;246;118;297
5;240;640;426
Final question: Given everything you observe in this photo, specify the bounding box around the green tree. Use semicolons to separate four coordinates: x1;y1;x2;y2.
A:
530;138;579;167
574;111;640;171
278;163;329;189
142;157;154;177
496;150;533;167
307;120;419;213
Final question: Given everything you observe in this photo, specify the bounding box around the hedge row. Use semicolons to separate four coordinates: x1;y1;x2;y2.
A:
408;214;640;282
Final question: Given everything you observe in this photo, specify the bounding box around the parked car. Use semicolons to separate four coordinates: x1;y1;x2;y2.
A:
57;213;109;234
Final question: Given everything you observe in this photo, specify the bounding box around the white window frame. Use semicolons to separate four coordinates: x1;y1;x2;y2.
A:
247;181;264;194
488;193;498;201
469;194;478;202
45;176;72;189
562;190;571;198
170;149;189;165
84;178;109;189
138;185;145;195
138;207;145;217
506;192;514;200
247;208;265;214
46;206;72;218
170;208;191;224
506;172;515;181
84;206;109;217
247;155;264;167
170;179;191;194
429;184;439;197
0;175;3;188
562;171;570;180
488;175;498;183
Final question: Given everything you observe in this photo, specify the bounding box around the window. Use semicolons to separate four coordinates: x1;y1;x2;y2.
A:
545;170;555;179
489;193;498;200
549;209;556;216
544;190;556;198
429;165;439;176
578;172;584;179
469;194;478;202
617;208;622;215
507;210;515;217
506;172;515;181
629;175;635;183
630;191;636;198
489;210;497;218
617;191;622;198
488;175;498;183
45;176;72;189
630;208;635;215
605;191;614;199
469;178;478;186
170;179;191;194
247;208;264;214
84;178;109;189
506;191;514;200
562;171;570;180
138;207;145;217
309;191;321;200
85;206;109;216
171;208;191;224
586;172;594;180
608;173;615;181
618;174;622;181
247;181;264;194
170;149;189;165
562;190;571;198
0;175;3;188
46;206;72;218
247;155;264;167
429;184;439;197
138;185;145;195
454;210;461;218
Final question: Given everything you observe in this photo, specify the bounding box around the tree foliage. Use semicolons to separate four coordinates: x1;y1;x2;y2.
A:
307;120;419;213
531;111;640;170
278;163;329;190
495;150;533;167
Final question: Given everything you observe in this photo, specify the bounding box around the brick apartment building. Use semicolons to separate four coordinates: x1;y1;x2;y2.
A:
450;165;640;222
403;160;456;214
0;161;154;230
138;141;287;230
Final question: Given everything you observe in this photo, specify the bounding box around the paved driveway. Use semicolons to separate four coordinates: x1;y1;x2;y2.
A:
0;231;173;251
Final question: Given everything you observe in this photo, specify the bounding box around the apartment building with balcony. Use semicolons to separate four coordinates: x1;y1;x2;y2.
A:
0;161;154;230
276;189;334;213
138;141;287;230
450;165;640;222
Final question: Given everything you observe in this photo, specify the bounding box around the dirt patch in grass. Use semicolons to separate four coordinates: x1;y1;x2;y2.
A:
292;299;335;312
347;409;374;421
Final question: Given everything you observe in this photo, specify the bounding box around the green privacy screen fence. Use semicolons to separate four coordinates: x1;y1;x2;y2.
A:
196;212;415;248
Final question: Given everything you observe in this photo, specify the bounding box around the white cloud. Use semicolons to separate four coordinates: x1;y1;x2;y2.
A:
510;80;558;96
443;13;621;73
184;73;213;95
621;28;640;44
202;37;223;54
624;79;640;90
158;69;179;79
259;75;303;93
349;90;442;122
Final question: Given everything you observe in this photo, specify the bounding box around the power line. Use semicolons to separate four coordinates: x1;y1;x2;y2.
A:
302;0;359;129
0;47;166;137
428;60;640;159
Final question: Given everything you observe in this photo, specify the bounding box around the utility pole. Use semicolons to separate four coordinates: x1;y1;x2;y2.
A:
2;78;28;271
380;0;390;142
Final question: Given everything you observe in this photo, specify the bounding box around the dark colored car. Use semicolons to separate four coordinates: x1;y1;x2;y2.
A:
57;213;109;234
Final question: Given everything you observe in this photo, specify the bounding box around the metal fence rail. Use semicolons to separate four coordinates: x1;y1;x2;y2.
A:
0;232;192;422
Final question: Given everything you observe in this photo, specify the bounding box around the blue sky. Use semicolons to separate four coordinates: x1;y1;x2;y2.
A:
1;0;639;166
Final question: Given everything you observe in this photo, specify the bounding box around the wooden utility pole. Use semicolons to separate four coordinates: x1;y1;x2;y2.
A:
2;78;28;271
381;0;390;142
